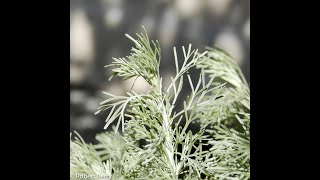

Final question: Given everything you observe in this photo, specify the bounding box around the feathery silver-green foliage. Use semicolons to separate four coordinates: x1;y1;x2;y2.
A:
70;27;250;180
70;132;112;180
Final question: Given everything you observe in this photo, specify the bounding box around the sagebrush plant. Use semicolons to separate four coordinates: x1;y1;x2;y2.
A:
70;27;250;180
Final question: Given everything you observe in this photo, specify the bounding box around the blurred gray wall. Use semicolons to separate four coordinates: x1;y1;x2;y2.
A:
70;0;250;143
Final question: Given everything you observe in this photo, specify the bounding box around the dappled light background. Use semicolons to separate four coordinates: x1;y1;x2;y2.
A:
70;0;250;143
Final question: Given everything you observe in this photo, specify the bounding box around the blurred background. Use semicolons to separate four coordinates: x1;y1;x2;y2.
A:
70;0;250;143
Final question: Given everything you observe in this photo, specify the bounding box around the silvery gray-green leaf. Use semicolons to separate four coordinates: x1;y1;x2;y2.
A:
71;27;250;180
